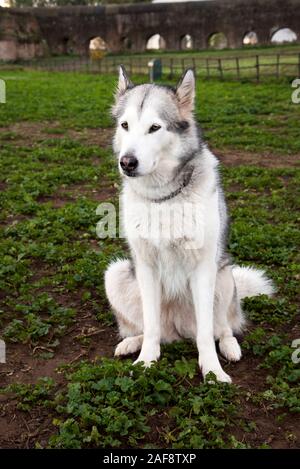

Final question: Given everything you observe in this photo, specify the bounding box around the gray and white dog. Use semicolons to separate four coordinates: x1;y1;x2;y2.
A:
105;66;274;383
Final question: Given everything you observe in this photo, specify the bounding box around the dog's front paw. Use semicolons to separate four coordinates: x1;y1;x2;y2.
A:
133;342;160;368
219;336;242;362
133;357;156;368
202;366;232;384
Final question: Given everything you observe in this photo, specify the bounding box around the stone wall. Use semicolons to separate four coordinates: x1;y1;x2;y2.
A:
0;0;300;60
0;8;46;60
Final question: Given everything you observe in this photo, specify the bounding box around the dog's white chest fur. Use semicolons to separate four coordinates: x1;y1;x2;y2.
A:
122;180;219;299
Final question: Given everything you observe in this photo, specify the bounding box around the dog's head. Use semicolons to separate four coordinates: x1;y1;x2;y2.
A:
112;66;200;178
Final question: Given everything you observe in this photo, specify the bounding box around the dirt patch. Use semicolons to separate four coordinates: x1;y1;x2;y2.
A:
0;214;33;230
0;322;117;389
0;404;56;449
214;148;300;168
36;182;117;209
232;397;299;449
55;182;117;202
69;127;114;148
0;122;114;149
0;285;118;385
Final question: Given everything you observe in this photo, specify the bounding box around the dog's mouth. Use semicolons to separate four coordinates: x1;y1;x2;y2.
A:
122;169;139;178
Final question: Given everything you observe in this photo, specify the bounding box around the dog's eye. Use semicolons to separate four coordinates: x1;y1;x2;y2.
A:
149;124;161;133
121;122;128;130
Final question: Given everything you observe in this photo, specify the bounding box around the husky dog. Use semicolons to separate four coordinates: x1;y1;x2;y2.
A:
105;66;274;383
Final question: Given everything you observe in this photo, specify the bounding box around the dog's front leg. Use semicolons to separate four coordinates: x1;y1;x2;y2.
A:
190;260;231;383
134;261;161;367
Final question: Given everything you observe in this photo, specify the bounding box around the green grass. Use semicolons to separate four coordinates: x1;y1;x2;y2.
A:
0;72;114;128
0;70;299;448
0;70;299;153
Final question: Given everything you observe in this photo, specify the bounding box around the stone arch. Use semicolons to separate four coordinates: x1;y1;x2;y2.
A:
208;32;228;49
146;34;166;51
180;34;193;50
122;36;133;51
62;36;73;55
243;31;258;45
271;27;298;44
89;36;107;59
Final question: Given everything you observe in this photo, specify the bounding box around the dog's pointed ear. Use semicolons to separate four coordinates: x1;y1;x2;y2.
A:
175;69;195;117
116;65;133;97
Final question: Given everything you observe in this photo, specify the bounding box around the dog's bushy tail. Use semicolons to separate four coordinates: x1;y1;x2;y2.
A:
232;265;275;301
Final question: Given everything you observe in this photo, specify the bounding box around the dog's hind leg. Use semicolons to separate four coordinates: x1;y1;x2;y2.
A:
105;259;143;335
105;259;144;356
214;266;242;362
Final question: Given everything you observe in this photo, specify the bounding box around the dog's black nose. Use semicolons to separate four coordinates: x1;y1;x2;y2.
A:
120;155;138;173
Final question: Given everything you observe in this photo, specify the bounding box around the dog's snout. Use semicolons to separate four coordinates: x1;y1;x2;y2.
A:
120;155;138;173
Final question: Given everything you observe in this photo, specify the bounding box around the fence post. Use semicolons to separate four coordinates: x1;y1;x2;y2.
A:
206;58;210;78
256;55;260;82
170;58;174;79
236;57;240;79
192;58;196;77
276;54;280;79
218;58;223;80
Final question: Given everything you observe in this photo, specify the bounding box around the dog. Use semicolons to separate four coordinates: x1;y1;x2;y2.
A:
105;66;274;383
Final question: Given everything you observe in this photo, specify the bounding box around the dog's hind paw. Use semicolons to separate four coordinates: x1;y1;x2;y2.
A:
219;336;242;362
114;335;143;357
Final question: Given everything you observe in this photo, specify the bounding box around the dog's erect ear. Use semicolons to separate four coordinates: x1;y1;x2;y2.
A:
116;65;133;97
175;69;195;117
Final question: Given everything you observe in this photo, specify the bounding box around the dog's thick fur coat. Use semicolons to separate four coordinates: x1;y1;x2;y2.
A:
105;67;274;383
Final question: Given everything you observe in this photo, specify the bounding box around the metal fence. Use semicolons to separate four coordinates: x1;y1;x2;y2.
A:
3;51;300;81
